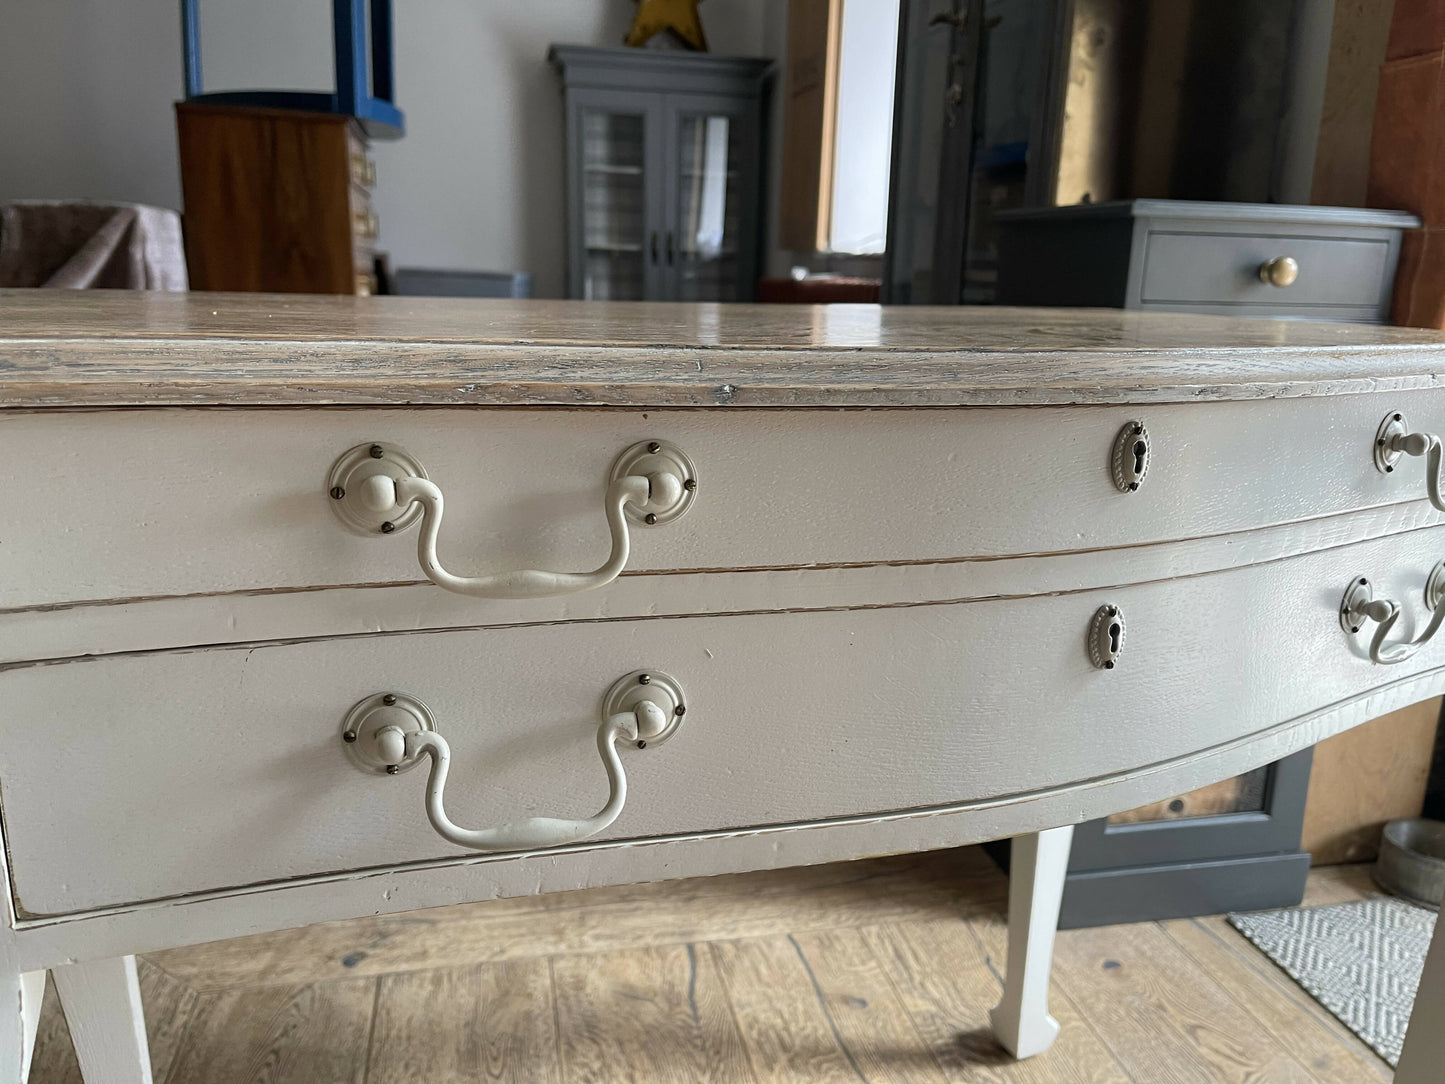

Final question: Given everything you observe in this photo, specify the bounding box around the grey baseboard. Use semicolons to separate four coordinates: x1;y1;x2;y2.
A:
1057;850;1312;929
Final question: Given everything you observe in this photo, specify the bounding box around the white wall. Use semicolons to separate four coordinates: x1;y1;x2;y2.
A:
0;0;772;298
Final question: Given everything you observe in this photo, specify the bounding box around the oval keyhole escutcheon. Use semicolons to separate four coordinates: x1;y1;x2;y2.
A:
1111;421;1150;493
1089;605;1126;670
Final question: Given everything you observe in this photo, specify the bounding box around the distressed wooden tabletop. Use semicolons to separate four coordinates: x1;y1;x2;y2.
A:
4;289;1445;408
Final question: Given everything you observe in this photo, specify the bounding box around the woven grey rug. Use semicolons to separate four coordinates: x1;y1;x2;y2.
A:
1228;898;1435;1067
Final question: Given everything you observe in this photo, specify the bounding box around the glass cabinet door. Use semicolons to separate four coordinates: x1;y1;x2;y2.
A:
574;100;655;300
666;97;755;301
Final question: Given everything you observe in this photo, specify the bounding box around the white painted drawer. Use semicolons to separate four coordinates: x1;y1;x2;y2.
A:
4;524;1443;917
7;394;1445;610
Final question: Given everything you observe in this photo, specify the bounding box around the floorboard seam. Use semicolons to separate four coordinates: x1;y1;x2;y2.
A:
786;933;871;1083
856;922;954;1084
706;941;764;1084
999;921;1144;1084
1175;915;1393;1079
547;956;565;1084
357;976;382;1084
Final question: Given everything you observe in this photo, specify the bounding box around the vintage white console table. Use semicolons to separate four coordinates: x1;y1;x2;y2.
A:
4;291;1445;1080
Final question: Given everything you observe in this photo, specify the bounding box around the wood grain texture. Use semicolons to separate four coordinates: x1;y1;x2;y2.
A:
160;978;375;1084
779;0;841;252
176;105;366;295
149;850;1005;992
1163;916;1393;1083
714;930;946;1083
27;857;1393;1083
1106;772;1264;825
864;919;1125;1082
366;960;557;1084
1046;922;1314;1083
1302;697;1441;864
5;291;1445;408
553;944;754;1083
709;936;869;1082
1311;0;1397;207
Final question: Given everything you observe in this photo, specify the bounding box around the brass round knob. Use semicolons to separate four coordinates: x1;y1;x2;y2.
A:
1258;256;1299;287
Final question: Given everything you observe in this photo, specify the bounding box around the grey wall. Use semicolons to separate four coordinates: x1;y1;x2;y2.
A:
0;0;775;298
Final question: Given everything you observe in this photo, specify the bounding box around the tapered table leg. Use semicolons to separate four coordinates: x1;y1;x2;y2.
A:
990;825;1074;1060
19;971;44;1081
1396;905;1445;1082
51;956;152;1084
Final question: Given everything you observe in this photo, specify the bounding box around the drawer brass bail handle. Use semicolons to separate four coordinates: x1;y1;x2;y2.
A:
1375;412;1445;510
341;672;686;851
1340;562;1445;665
326;440;698;598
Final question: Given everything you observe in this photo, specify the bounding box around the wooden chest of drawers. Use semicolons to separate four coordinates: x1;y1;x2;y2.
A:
176;103;379;296
5;292;1445;1081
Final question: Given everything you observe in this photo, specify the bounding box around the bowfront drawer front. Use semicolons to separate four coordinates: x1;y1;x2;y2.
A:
1140;231;1391;312
5;524;1444;917
8;394;1445;611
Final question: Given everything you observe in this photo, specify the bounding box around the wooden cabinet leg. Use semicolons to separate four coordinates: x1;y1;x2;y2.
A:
50;956;152;1084
19;971;45;1082
1396;903;1445;1082
989;824;1074;1060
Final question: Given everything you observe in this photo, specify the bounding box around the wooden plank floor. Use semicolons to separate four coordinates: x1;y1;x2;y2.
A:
29;848;1393;1083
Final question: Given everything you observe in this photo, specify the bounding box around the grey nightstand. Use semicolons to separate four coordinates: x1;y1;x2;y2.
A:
996;200;1420;323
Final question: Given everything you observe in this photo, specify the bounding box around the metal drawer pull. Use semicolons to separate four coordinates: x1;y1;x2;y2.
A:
1258;256;1299;287
1375;412;1445;510
1340;562;1445;664
341;672;685;851
327;441;697;599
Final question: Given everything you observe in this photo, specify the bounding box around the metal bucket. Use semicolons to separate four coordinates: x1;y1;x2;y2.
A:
1374;818;1445;910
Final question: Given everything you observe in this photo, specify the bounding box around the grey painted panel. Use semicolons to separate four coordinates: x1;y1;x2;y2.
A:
1142;231;1390;307
1057;851;1312;928
1068;750;1314;872
1137;301;1386;324
996;198;1412;323
549;45;772;98
994;218;1135;307
998;199;1420;230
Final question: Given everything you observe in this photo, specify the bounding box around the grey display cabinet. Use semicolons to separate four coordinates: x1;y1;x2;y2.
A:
549;45;772;302
996;200;1419;323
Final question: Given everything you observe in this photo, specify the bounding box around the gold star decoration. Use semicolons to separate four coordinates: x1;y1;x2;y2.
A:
625;0;708;52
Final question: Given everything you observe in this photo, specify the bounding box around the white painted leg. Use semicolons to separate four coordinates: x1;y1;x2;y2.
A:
989;824;1074;1060
1396;905;1445;1082
19;971;44;1082
0;967;22;1084
50;956;152;1084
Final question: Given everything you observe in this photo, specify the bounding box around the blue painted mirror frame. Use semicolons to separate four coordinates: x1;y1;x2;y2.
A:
180;0;404;138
